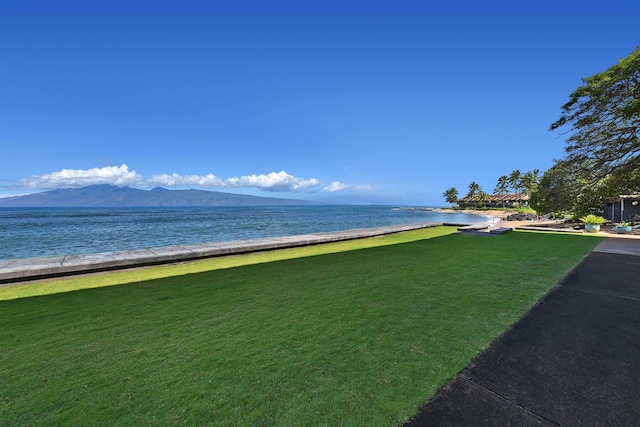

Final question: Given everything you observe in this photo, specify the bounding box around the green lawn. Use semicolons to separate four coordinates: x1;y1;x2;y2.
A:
0;228;602;426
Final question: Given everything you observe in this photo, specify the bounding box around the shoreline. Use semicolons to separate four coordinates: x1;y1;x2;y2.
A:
438;208;560;229
4;215;638;284
2;205;484;261
0;222;452;284
438;208;509;219
438;208;508;225
442;208;640;237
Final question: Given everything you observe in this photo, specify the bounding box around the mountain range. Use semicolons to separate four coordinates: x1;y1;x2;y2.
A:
0;185;322;207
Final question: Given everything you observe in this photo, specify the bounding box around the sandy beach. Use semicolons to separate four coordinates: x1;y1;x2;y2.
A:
439;208;531;226
440;208;640;237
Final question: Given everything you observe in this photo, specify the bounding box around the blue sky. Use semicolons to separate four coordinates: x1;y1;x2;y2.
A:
1;0;639;205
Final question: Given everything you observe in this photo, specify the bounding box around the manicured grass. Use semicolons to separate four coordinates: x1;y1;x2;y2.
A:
0;229;602;426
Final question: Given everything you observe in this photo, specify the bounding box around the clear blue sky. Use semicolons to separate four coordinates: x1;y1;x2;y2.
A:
1;0;638;205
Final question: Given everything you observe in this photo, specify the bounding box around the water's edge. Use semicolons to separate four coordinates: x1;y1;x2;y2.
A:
0;221;476;284
0;206;487;260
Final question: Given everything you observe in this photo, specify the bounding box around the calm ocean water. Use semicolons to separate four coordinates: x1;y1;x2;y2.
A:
0;206;485;260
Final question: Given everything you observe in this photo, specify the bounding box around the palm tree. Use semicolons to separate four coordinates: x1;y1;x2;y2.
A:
521;170;540;196
477;191;492;209
467;181;480;197
467;182;481;209
494;175;509;209
508;170;522;194
442;187;459;207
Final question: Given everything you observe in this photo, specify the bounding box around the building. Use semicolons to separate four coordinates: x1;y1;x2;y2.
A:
604;195;640;223
457;193;529;209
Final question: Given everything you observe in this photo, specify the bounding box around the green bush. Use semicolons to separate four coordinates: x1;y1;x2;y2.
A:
517;207;536;214
579;214;607;225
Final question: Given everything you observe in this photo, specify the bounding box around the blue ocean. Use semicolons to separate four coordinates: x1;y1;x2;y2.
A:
0;206;485;260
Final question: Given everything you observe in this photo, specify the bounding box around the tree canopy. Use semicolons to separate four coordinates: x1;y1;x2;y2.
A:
533;47;640;215
529;160;598;216
550;46;640;183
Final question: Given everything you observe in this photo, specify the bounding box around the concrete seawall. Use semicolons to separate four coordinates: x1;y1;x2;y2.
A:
0;222;461;284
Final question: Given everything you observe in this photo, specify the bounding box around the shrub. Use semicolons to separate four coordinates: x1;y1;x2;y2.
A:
579;214;607;225
517;207;536;214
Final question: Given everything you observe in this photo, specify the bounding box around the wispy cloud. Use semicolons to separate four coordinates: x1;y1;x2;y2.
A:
0;193;31;199
20;165;367;194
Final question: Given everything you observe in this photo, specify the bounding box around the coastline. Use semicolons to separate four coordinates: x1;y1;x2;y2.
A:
440;208;640;236
438;208;540;228
438;208;507;219
1;206;487;261
0;222;449;284
438;208;505;222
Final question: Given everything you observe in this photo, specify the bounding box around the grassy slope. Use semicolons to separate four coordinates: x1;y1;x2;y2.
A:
0;229;602;426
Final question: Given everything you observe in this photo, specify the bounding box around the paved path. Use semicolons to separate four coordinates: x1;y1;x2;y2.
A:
405;237;640;426
0;222;449;284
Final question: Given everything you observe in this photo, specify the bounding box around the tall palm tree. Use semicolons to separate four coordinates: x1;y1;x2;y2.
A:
521;170;541;207
467;181;480;197
467;182;481;209
494;175;509;209
442;187;459;207
508;170;522;194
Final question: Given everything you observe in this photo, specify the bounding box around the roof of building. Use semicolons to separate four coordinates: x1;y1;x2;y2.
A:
458;193;529;202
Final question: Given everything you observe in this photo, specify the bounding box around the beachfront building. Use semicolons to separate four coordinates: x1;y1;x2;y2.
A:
604;195;640;223
457;193;529;209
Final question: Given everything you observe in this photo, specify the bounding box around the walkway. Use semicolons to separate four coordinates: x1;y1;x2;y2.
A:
405;237;640;426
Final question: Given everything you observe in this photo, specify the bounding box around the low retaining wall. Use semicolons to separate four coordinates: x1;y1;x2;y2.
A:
0;222;448;284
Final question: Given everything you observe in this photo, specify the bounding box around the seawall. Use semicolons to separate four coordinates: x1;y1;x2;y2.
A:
0;222;466;284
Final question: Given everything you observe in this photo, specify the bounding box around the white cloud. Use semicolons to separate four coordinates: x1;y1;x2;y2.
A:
147;173;225;188
21;164;143;189
20;165;367;194
322;181;349;192
150;170;334;193
225;171;323;192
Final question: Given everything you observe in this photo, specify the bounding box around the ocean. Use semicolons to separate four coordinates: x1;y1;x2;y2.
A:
0;206;485;261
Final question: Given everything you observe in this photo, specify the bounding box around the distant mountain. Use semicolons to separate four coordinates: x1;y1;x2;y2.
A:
0;185;322;207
